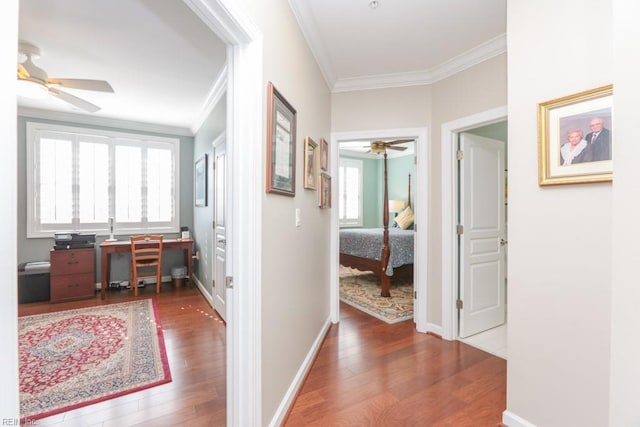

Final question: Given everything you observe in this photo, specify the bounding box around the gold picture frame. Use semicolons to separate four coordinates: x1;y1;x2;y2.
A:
538;84;613;186
319;173;331;209
303;136;318;190
266;82;297;196
319;137;328;171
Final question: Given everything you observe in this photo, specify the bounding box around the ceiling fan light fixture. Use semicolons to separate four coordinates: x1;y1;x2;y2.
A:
369;0;379;10
17;79;48;99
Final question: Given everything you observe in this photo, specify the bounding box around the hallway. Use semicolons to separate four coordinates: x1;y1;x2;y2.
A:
286;303;506;425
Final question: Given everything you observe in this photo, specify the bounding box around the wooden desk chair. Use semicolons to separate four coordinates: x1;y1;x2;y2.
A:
130;234;163;296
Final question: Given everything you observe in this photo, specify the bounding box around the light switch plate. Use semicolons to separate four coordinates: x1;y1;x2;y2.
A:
295;208;301;227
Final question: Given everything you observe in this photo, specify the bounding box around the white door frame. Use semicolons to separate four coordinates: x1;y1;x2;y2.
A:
330;127;429;333
440;106;507;341
185;1;263;425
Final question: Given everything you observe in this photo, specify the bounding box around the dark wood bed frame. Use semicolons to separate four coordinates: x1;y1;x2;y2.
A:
340;154;413;297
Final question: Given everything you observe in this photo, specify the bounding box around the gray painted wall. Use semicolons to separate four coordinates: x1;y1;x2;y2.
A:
17;115;194;284
192;99;226;295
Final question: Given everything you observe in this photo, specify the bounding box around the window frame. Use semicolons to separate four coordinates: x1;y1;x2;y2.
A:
338;157;364;227
26;121;181;238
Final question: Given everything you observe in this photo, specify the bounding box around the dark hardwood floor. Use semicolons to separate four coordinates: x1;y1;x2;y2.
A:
18;282;226;427
19;284;506;426
285;304;507;426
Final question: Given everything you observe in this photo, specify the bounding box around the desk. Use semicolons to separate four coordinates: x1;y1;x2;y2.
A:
99;238;194;299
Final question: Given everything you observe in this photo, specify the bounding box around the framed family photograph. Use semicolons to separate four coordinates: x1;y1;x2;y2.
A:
319;173;331;209
266;82;297;196
303;136;318;190
320;137;329;171
538;84;613;186
195;154;207;207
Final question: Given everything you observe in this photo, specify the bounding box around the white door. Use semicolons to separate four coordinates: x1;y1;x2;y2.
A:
458;133;506;338
213;137;227;321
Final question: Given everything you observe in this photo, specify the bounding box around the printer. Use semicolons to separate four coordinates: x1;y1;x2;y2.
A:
54;232;96;250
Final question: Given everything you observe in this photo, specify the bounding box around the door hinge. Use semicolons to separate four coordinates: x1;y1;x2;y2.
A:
456;149;464;160
413;223;417;232
414;291;417;299
225;276;233;289
414;156;417;165
456;224;463;235
456;299;463;309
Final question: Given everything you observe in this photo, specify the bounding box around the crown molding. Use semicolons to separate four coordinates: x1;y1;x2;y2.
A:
288;0;336;89
191;64;227;134
332;33;507;93
427;33;506;83
18;107;194;136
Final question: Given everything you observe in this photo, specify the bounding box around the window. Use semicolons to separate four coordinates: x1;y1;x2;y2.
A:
27;122;180;238
338;158;363;227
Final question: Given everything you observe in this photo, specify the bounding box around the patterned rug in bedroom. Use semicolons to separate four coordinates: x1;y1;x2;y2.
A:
19;299;171;423
339;265;413;324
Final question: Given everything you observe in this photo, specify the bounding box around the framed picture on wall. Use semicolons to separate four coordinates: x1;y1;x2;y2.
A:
319;173;331;208
303;136;318;190
538;84;613;186
195;154;207;207
266;82;297;196
320;137;328;171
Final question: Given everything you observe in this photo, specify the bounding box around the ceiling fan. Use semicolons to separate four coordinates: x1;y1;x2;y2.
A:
365;139;414;154
17;41;114;113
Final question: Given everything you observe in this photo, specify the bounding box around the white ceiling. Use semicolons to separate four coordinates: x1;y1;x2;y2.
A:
17;1;506;134
290;0;507;92
17;0;227;134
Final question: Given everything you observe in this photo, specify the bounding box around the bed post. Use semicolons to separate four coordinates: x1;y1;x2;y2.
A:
408;173;411;207
380;152;391;297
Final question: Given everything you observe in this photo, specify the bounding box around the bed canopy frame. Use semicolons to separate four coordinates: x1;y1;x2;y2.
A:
339;151;413;297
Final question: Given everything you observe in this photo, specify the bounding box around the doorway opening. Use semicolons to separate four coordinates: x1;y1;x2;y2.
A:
440;106;507;354
330;127;428;332
456;122;508;359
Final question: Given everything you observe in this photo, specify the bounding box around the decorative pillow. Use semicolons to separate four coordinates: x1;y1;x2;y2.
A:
394;206;414;230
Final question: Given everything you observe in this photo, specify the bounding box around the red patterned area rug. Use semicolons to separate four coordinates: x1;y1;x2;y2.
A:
340;265;413;324
19;299;171;422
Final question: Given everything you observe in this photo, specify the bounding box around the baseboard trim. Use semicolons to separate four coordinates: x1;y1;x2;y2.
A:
192;274;214;308
95;275;173;290
268;317;332;427
503;410;537;427
427;322;444;338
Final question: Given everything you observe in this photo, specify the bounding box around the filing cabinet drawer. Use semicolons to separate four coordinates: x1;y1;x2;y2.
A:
50;248;94;276
50;273;95;302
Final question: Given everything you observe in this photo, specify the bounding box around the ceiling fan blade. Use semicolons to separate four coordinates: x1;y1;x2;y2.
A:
385;138;414;145
49;88;101;113
387;146;408;151
21;57;48;81
18;63;30;79
47;78;114;92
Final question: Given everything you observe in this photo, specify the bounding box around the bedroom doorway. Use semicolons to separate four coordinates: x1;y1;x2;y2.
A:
456;122;508;359
330;127;429;332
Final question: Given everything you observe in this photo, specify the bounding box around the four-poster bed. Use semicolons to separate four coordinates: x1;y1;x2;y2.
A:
339;149;414;297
